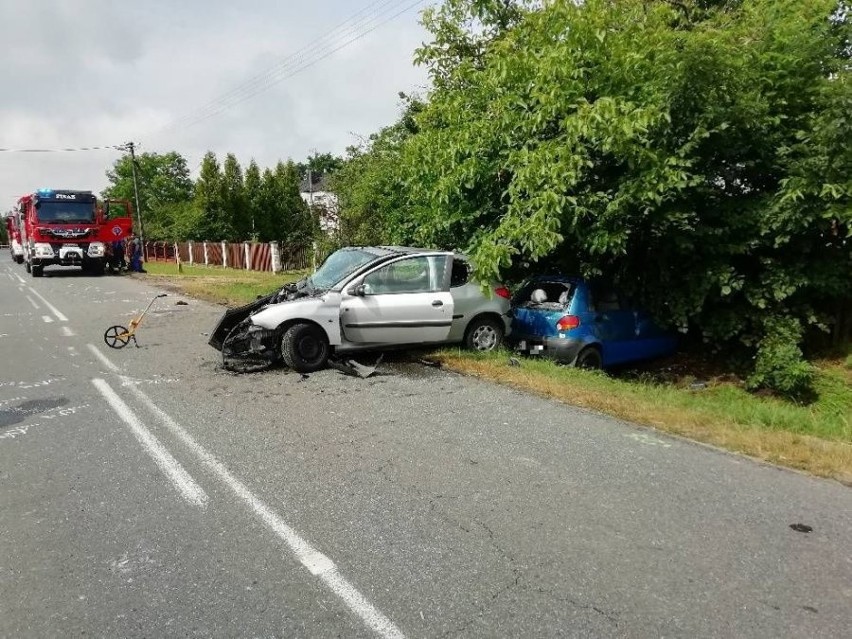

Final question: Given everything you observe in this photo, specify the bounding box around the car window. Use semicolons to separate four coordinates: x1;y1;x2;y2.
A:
450;260;470;287
363;255;448;294
589;283;625;312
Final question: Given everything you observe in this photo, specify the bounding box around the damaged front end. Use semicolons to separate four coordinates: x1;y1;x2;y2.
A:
208;279;312;372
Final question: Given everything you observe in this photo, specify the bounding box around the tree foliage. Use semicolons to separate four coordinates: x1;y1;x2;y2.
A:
332;0;851;397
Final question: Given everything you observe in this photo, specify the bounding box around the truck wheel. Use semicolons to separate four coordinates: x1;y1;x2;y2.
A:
15;255;23;264
85;260;105;276
280;323;330;373
32;265;43;278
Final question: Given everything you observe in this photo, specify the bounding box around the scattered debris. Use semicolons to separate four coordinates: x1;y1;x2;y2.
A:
689;381;707;391
175;300;188;306
418;358;442;368
789;523;813;533
299;373;310;382
508;357;521;367
330;354;384;379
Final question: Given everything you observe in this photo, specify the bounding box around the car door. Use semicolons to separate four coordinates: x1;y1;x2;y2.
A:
340;254;454;345
589;285;638;366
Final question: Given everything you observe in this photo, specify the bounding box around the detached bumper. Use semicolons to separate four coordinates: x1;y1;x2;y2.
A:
512;335;583;364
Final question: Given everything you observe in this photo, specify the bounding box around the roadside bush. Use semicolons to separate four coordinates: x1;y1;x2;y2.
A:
747;317;815;400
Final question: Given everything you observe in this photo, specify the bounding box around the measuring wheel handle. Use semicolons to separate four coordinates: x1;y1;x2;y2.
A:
104;325;131;349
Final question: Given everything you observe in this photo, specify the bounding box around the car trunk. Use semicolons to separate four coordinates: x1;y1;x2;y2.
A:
511;281;575;338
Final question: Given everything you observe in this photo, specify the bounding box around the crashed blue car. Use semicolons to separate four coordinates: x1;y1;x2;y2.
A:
510;275;677;369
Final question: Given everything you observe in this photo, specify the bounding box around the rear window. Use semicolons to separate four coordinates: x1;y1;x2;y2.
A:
513;281;574;310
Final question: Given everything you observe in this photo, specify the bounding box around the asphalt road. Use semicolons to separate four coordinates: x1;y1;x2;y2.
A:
1;261;850;638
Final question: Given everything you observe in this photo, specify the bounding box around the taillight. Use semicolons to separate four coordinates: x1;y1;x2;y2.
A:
556;315;580;331
494;286;511;300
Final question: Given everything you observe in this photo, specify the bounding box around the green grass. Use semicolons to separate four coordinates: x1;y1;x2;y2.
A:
142;262;309;306
433;348;852;483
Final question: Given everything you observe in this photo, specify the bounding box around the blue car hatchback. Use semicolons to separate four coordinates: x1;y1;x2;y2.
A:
510;276;677;369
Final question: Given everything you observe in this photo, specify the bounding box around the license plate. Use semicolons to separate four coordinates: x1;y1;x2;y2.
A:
63;243;79;247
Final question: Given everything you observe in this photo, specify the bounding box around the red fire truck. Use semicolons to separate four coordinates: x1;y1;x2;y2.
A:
17;189;133;277
4;211;24;263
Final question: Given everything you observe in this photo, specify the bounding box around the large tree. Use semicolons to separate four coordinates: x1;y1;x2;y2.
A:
336;0;851;396
102;151;194;240
194;152;231;241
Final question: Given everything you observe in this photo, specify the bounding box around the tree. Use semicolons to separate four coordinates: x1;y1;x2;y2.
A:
102;151;194;240
244;160;263;241
222;153;247;240
296;152;343;179
194;152;231;241
331;95;425;245
344;0;850;397
270;161;313;243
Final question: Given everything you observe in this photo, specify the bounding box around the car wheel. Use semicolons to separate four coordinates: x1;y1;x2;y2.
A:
465;317;504;352
576;346;603;370
281;323;330;373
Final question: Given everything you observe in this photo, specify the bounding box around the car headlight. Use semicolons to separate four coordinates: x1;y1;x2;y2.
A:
34;243;55;257
87;242;105;257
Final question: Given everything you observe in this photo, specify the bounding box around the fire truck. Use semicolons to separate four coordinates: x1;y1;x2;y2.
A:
4;211;24;263
17;189;133;277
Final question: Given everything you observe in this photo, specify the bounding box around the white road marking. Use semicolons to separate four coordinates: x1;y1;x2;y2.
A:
27;287;68;322
87;343;121;372
626;432;673;448
84;344;404;639
42;315;54;324
92;378;208;509
61;326;75;337
25;295;39;309
14;272;25;284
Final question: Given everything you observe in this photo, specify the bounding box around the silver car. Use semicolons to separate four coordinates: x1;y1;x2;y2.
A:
209;246;511;372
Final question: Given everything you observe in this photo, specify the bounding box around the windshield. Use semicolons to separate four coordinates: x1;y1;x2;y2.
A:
311;248;382;290
35;200;96;224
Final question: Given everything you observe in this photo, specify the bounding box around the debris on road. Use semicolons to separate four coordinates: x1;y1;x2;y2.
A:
329;354;384;379
789;523;813;533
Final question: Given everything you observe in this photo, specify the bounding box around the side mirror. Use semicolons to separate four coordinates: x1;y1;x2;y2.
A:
353;284;367;297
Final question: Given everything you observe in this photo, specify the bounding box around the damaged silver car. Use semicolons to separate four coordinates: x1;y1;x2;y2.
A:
209;246;512;373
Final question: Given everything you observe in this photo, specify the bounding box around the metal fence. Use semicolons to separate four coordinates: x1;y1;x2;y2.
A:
143;241;327;273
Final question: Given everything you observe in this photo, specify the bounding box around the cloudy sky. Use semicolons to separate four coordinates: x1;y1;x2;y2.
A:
0;0;433;208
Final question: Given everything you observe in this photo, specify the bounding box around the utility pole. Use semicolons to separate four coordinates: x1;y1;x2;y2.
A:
120;141;145;260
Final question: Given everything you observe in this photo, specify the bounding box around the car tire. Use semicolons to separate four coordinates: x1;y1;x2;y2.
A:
280;323;330;373
16;255;23;264
576;346;603;370
464;316;504;352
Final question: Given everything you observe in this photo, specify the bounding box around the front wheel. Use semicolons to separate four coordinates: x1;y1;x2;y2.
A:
280;323;330;373
15;255;23;264
464;317;504;352
104;325;131;349
31;264;43;278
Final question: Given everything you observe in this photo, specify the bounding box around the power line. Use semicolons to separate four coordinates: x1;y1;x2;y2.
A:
0;145;122;153
146;0;427;139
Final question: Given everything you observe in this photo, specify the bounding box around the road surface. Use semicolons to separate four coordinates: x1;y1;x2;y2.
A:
1;262;850;638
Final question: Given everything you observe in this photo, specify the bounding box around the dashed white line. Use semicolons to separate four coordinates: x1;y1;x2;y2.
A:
86;344;404;639
61;326;75;337
91;378;208;509
14;272;25;284
27;287;68;322
25;295;39;309
41;315;54;324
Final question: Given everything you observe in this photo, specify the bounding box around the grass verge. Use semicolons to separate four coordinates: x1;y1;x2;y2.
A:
432;349;852;484
140;262;852;484
142;262;309;306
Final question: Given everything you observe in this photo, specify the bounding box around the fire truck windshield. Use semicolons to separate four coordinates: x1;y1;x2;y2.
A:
35;200;96;224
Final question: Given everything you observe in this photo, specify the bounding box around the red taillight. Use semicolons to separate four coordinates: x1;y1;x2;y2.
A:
494;286;511;300
556;315;580;331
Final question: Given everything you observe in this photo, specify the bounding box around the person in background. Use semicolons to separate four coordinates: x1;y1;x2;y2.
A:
110;238;126;273
128;233;146;273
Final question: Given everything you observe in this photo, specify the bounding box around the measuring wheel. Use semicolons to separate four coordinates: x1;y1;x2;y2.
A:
104;325;132;349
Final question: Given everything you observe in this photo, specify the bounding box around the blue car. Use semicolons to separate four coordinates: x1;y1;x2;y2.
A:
510;276;677;369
